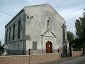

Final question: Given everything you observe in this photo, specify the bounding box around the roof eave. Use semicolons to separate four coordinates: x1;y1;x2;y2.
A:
5;8;25;28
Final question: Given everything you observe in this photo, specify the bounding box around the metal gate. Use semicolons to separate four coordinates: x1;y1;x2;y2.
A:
61;46;72;58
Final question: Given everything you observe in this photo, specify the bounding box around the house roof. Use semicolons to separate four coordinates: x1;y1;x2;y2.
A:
5;9;24;27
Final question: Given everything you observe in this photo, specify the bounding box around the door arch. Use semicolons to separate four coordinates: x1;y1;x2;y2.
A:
46;41;52;53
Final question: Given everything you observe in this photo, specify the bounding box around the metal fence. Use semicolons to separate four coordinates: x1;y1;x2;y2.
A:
61;47;72;58
73;48;82;51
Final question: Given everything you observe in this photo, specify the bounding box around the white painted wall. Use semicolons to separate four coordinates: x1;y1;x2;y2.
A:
25;4;66;52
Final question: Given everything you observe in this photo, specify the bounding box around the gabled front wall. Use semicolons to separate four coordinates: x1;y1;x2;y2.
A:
25;4;66;54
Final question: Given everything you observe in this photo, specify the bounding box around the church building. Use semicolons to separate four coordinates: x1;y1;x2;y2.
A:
4;4;69;55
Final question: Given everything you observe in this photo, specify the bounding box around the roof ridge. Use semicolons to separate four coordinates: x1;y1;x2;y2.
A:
25;4;49;8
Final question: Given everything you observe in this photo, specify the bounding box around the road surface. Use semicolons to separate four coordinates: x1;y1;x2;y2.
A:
62;57;85;64
40;56;85;64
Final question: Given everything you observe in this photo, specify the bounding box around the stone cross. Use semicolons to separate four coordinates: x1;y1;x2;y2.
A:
2;45;8;56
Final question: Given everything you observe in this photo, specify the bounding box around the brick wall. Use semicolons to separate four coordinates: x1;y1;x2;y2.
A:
72;48;83;57
0;53;60;64
0;55;29;64
31;53;59;63
0;48;61;64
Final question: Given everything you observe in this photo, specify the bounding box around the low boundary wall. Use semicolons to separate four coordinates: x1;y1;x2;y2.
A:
0;48;83;64
0;53;60;64
72;48;83;57
0;48;61;64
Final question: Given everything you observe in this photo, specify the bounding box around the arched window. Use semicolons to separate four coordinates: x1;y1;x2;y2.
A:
9;27;11;41
6;29;8;42
47;20;49;27
13;24;15;40
46;17;51;28
18;20;21;39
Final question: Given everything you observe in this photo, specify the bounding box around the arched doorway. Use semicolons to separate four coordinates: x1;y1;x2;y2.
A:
46;41;52;53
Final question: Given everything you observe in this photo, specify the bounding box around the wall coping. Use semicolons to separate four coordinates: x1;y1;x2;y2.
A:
0;53;59;57
73;51;82;52
0;55;30;57
32;53;59;55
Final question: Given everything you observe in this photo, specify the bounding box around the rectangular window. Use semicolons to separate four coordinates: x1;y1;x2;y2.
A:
18;20;21;39
13;24;15;40
6;30;8;42
33;41;37;50
9;27;11;41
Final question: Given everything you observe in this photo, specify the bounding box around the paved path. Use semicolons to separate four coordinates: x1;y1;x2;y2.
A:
40;56;85;64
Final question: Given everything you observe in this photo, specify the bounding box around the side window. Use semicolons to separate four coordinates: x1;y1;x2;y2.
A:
33;41;37;50
9;27;11;41
18;20;21;39
13;24;15;40
6;29;8;42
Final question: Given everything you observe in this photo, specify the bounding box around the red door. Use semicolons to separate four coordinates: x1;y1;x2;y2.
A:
46;41;52;53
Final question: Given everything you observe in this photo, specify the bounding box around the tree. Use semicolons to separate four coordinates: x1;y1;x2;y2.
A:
75;11;85;42
72;38;83;48
75;19;85;40
82;43;85;54
67;31;74;43
74;10;85;48
0;41;4;56
0;41;1;47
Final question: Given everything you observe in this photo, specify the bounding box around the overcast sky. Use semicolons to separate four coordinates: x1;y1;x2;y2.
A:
0;0;85;45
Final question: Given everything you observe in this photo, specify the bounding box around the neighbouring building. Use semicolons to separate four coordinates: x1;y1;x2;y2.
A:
4;4;69;55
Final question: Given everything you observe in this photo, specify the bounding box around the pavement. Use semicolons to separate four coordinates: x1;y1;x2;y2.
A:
40;56;85;64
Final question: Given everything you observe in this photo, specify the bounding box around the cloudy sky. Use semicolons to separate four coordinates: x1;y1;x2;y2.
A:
0;0;85;45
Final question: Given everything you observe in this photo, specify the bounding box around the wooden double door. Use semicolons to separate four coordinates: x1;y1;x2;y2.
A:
46;41;52;53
